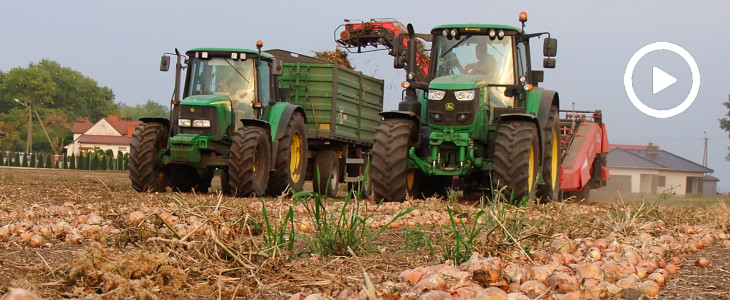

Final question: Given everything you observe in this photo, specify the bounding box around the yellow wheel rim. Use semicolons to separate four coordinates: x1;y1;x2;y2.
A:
528;145;535;193
253;146;258;175
407;170;415;190
551;130;559;189
290;131;302;183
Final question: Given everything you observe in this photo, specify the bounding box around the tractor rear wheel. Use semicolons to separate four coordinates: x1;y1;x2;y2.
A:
267;112;307;195
492;121;540;205
220;168;232;195
371;119;414;202
229;127;271;197
537;105;562;202
168;165;198;192
314;149;340;198
407;171;451;199
129;123;169;192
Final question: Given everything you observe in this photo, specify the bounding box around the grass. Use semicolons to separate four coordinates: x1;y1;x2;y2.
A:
293;189;413;256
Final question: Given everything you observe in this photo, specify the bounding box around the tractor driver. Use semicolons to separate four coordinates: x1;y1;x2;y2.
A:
217;73;255;120
463;43;497;77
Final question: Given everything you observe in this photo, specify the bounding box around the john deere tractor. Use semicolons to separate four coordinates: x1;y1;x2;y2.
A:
371;12;561;202
129;43;307;196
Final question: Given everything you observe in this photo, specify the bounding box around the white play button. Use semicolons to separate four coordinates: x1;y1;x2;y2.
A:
652;67;677;94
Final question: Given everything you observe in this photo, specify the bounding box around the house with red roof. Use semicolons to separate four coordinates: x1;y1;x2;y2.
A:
601;143;717;196
65;116;142;157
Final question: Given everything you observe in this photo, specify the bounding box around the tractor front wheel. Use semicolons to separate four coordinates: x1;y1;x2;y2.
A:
229;127;271;197
537;105;562;202
492;121;540;205
267;112;307;195
129;123;169;192
371;119;414;202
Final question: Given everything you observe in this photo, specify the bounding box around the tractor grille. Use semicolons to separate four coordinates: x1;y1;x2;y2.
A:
179;105;218;136
427;90;478;127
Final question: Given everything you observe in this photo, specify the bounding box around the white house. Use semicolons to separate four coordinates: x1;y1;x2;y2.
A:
602;143;716;196
65;116;141;157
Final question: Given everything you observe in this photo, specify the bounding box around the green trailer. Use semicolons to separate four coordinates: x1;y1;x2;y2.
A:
129;45;383;198
269;50;383;197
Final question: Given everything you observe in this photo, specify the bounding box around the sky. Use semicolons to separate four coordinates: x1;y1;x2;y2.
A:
1;0;729;193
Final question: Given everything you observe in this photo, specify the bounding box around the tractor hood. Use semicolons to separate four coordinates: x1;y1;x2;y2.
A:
428;75;488;90
181;95;232;110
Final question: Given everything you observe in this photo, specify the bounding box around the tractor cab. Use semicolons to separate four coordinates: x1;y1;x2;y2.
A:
180;48;277;137
429;25;522;112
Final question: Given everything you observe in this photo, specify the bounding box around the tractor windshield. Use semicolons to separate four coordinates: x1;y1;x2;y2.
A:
186;57;256;105
432;35;515;85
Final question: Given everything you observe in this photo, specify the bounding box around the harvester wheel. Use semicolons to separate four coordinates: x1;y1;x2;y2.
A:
129;123;169;192
537;105;562;201
314;149;340;198
229;127;271;197
492;121;540;205
371;119;414;202
267;112;307;195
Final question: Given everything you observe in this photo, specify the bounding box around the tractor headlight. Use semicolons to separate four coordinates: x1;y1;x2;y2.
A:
178;118;192;127
454;90;475;101
192;119;211;128
428;90;445;100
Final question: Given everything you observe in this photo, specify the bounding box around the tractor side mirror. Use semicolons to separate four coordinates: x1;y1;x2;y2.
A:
529;70;544;84
278;87;291;101
543;38;557;57
160;55;171;72
543;58;556;69
271;58;284;76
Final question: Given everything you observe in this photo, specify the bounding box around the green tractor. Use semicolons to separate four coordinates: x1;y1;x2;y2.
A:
371;13;561;202
129;43;308;196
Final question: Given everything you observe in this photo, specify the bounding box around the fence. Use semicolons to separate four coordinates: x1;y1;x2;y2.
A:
1;150;130;171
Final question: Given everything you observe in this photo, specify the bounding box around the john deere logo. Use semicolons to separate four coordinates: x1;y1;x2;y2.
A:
445;103;454;111
190;107;195;113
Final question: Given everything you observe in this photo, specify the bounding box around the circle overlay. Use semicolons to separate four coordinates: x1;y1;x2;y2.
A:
623;42;700;119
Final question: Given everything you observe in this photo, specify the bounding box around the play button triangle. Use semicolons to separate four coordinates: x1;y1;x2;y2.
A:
652;67;677;94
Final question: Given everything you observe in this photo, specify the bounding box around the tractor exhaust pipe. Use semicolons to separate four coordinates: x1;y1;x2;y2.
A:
398;23;423;115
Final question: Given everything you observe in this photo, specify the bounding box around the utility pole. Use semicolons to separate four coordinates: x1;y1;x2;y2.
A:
702;131;708;169
14;99;32;153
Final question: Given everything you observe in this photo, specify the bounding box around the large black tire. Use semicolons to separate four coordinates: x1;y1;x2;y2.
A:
168;165;198;193
129;123;169;192
195;168;214;194
229;127;271;197
314;149;340;198
407;171;451;199
267;113;307;195
537;105;562;202
371;119;414;202
492;121;540;204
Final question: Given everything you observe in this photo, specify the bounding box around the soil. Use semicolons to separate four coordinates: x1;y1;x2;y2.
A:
0;167;728;299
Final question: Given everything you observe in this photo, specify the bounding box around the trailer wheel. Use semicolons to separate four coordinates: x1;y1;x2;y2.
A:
537;105;562;201
314;149;340;198
492;121;540;205
229;127;271;197
267;112;307;195
129;123;169;192
371;119;414;202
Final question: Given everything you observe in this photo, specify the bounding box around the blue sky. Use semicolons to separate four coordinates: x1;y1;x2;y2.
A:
2;0;729;192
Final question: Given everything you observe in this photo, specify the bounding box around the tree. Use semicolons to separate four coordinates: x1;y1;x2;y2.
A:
118;100;170;120
721;98;730;161
0;59;116;153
